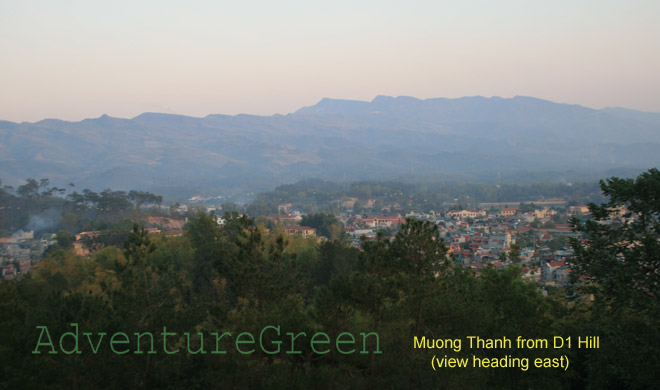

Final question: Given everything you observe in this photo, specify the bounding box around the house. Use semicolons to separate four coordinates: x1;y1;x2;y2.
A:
278;203;293;214
533;208;557;219
146;216;186;230
568;205;590;215
73;231;101;256
282;226;316;239
266;214;302;225
553;267;571;285
2;264;17;279
17;257;31;273
0;237;18;245
499;208;518;218
446;209;487;220
12;230;34;241
360;216;405;229
485;232;512;250
543;260;566;281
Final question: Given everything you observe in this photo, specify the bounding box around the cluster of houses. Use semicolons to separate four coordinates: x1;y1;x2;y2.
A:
246;202;594;287
1;216;191;280
72;216;187;256
3;198;609;290
262;214;319;239
1;230;51;281
291;203;589;288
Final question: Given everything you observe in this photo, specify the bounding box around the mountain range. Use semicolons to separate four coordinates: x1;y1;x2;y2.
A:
1;95;659;200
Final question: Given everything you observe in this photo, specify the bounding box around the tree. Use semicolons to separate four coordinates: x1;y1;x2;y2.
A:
128;190;163;208
391;219;449;339
509;243;521;263
185;210;219;249
347;234;397;371
569;168;660;306
301;212;344;240
55;230;74;249
97;190;132;213
569;168;660;388
477;266;561;388
17;178;39;198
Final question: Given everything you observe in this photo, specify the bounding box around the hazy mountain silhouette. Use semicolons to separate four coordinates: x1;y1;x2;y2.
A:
1;96;659;198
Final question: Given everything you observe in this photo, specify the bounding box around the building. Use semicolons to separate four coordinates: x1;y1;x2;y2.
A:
2;264;17;279
360;216;406;228
533;208;557;219
485;232;512;249
446;209;487;220
568;205;590;215
282;226;317;239
146;216;186;230
278;203;293;214
266;214;302;225
17;258;31;273
499;208;518;218
543;260;566;281
73;231;101;256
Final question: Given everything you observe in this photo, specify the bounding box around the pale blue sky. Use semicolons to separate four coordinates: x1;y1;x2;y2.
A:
1;0;659;122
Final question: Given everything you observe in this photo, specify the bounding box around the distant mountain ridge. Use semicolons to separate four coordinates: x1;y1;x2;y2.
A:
1;96;659;199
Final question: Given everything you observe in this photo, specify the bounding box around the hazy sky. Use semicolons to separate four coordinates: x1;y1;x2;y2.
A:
1;0;659;122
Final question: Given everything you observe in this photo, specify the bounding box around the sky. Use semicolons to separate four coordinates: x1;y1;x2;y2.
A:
1;0;659;122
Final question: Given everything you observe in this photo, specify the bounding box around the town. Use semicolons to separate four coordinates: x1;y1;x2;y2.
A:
254;199;593;289
2;179;614;291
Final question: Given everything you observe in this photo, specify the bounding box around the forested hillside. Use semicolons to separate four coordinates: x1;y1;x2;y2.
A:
1;170;658;389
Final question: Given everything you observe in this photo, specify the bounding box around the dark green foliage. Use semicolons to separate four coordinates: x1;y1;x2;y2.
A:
0;178;164;235
54;230;74;249
127;190;163;208
80;220;134;252
569;168;660;389
570;168;660;305
2;171;659;388
300;212;344;240
248;178;604;215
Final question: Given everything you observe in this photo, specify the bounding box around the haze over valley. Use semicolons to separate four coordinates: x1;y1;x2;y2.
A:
2;95;659;200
